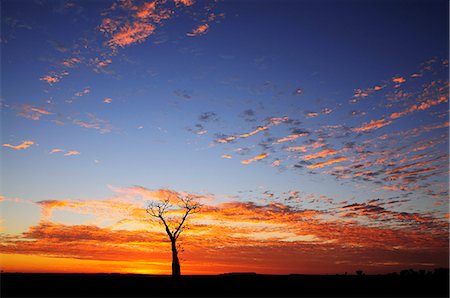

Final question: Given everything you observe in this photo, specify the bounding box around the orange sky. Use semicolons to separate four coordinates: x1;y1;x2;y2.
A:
1;187;448;274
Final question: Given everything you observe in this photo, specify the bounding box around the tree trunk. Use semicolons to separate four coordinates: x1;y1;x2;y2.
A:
171;240;181;278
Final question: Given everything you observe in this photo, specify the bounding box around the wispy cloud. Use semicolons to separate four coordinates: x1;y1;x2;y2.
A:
187;24;209;37
307;157;347;169
15;104;53;120
241;153;269;164
73;113;112;134
74;87;91;97
1;186;448;274
64;151;81;156
3;140;34;150
62;57;81;67
107;22;156;49
49;148;63;154
352;119;392;132
40;71;69;85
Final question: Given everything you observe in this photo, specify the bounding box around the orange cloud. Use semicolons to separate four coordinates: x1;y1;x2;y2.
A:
62;57;81;67
40;71;69;85
268;117;289;125
174;0;194;6
108;22;156;48
16;104;53;120
241;153;269;165
306;112;319;118
239;126;268;138
287;140;326;153
352;119;392;132
392;76;406;84
307;157;347;169
389;96;448;119
1;186;449;275
135;1;157;19
3;140;34;150
187;24;209;37
221;154;232;159
40;75;60;85
63;151;80;156
272;133;308;144
216;126;267;143
49;148;63;154
302;149;337;160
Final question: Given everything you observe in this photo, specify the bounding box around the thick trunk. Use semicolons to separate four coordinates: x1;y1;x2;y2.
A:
171;240;181;278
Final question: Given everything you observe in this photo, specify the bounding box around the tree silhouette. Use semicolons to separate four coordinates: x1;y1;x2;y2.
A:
146;194;201;278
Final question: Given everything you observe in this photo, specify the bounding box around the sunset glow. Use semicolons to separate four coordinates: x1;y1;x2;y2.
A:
1;0;448;275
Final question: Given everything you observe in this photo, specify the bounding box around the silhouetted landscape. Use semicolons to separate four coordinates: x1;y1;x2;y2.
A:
2;268;449;297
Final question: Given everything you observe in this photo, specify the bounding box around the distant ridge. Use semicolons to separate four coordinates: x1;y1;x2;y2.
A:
220;272;257;276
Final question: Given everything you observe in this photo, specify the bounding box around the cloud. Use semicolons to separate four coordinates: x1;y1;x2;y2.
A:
16;104;53;120
174;0;194;6
221;154;232;159
107;22;156;49
352;119;392;132
199;112;219;122
40;71;69;85
241;153;269;164
62;57;81;67
187;24;209;37
271;160;281;167
392;76;406;84
292;88;304;96
40;75;60;85
103;98;113;104
287;140;326;153
63;151;80;156
272;133;308;144
389;96;448;119
73;113;112;134
305;111;319;118
216;126;268;143
3;140;34;150
49;148;63;154
216;117;290;144
302;149;338;160
74;87;91;97
1;186;448;274
307;157;347;169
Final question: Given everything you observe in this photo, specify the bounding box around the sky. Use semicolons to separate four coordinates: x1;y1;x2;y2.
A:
0;0;449;275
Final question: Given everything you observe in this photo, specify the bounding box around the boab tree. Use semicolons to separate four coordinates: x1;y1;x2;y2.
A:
146;194;201;278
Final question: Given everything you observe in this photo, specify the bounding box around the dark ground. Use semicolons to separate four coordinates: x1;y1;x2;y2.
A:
1;271;449;297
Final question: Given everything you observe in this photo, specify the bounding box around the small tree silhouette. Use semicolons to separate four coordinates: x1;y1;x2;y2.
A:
146;194;201;278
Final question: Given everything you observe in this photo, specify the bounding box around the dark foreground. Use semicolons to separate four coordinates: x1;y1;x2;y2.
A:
1;272;449;297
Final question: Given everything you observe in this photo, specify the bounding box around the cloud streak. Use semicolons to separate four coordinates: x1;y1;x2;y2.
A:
3;140;34;150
